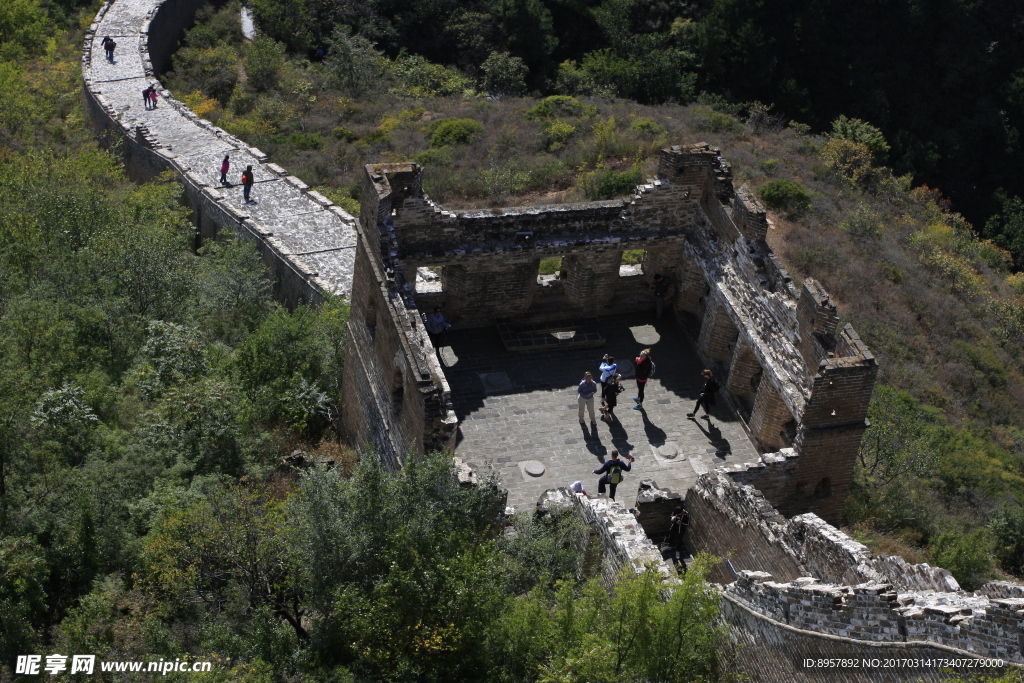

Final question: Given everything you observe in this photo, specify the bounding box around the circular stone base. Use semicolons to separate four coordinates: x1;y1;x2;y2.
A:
656;443;679;459
523;460;546;477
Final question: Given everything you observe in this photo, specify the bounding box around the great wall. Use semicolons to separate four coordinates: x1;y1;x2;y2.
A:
81;1;1024;678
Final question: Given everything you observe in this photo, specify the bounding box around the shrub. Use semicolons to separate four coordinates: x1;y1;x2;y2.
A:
358;129;391;147
554;60;606;98
820;138;876;187
989;506;1024;574
690;106;741;133
758;179;812;218
391;55;472;97
331;126;356;142
526;95;594;120
289;132;323;150
756;158;781;176
537;257;562;275
325;26;387;97
931;528;994;591
423;118;483;147
540;119;576;151
621;249;644;265
629;116;666;137
172;45;239;103
841;203;882;241
830;115;890;163
580;167;641;200
413;148;453;167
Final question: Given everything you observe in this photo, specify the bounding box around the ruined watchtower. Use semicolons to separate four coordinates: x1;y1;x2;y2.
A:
342;145;876;524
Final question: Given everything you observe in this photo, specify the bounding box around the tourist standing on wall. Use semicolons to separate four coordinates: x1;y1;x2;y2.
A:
424;307;451;346
599;354;617;386
632;348;654;409
149;87;158;108
652;273;675;320
142;86;151;110
577;371;598;424
593;450;633;500
241;165;254;204
101;36;116;62
601;373;622;422
220;155;230;185
687;369;720;421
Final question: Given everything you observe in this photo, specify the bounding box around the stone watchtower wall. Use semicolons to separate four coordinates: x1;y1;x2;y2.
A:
353;149;877;521
81;0;358;307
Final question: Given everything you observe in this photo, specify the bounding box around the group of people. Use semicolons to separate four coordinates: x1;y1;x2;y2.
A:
214;157;255;202
577;348;658;424
100;36;116;63
575;352;722;500
141;85;158;110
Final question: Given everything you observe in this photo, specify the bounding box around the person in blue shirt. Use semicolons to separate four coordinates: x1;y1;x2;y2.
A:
593;450;633;500
578;371;599;423
599;354;618;384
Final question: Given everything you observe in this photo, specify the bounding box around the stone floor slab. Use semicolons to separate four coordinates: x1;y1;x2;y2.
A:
444;313;762;511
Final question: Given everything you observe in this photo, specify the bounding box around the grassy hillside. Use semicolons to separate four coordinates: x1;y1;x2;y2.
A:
0;4;737;681
165;2;1024;589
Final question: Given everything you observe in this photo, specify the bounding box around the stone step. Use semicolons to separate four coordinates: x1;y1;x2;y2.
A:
496;317;606;353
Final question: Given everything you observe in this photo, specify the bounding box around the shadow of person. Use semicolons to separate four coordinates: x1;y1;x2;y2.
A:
639;407;667;445
586;440;608;458
692;415;732;455
580;421;600;441
607;418;634;456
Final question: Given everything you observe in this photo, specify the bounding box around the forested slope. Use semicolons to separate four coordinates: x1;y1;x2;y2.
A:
0;3;733;681
158;0;1024;590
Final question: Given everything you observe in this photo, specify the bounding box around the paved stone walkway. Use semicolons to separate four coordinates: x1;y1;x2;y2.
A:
83;0;357;296
443;313;762;510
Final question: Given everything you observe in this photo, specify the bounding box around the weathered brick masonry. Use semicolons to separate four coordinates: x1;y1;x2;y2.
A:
348;147;875;521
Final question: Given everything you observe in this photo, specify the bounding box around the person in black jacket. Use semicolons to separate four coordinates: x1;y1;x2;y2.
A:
632;348;653;409
593;450;633;500
687;369;719;421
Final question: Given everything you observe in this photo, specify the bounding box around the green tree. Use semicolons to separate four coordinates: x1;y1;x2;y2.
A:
830;115;890;164
325;26;388;97
491;0;557;78
481;51;528;99
984;194;1024;272
243;36;286;93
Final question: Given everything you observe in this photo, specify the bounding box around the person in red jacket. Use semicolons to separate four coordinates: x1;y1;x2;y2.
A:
632;348;653;409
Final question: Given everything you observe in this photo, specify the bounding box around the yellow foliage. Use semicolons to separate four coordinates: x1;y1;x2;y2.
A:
1007;273;1024;296
820;138;875;185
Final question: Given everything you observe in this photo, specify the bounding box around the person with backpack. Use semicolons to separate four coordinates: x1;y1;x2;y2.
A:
632;348;654;410
600;373;623;422
687;369;720;421
241;165;254;203
593;450;633;500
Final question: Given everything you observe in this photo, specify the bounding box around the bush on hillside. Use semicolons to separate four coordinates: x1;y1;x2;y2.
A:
423;118;484;147
580;167;641;200
758;179;812;218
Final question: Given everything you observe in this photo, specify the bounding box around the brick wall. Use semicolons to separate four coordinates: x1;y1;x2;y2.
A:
684;476;805;585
